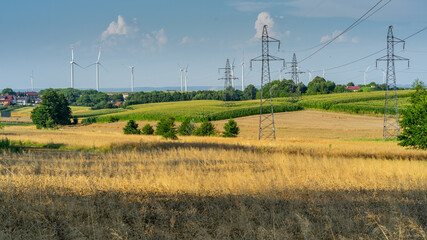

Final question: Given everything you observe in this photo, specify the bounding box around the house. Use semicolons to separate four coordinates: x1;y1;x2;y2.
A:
0;95;16;106
345;86;361;91
16;96;28;105
26;91;39;101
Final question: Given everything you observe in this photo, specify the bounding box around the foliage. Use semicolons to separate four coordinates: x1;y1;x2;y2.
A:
1;88;16;96
155;117;177;139
222;119;240;137
307;76;336;95
107;116;119;123
123;120;141;135
141;124;154;135
177;118;195;136
30;91;72;128
398;80;427;149
81;117;97;125
194;120;216;136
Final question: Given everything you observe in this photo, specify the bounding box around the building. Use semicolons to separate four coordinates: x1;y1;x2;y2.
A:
16;96;28;105
0;95;16;106
345;86;361;91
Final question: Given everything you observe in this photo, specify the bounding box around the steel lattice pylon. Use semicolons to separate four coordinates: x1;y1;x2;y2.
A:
286;53;304;101
376;25;409;140
218;59;238;106
251;25;285;140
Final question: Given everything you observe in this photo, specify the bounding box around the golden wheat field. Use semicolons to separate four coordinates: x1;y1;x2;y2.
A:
0;110;426;239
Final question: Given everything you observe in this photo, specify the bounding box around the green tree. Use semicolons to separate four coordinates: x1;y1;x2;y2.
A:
243;84;258;100
178;118;195;136
141;124;154;135
123;120;141;134
194;120;216;136
222;119;240;137
1;88;16;96
155;116;177;139
397;80;427;149
31;91;71;128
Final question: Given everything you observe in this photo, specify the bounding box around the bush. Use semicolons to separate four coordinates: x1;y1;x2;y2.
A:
123;120;141;135
194;120;216;136
81;117;97;125
398;80;427;149
155;117;177;140
222;119;240;137
107;116;119;123
31;91;72;128
141;124;154;135
178;118;195;136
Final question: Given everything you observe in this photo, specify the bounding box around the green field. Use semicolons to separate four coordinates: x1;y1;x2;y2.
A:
11;90;413;122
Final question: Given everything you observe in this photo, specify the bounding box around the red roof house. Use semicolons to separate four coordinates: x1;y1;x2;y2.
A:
345;86;361;91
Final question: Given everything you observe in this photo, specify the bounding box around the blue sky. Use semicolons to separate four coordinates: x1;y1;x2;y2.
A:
1;0;426;91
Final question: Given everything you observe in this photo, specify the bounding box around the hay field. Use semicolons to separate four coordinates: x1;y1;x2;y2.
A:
0;110;426;239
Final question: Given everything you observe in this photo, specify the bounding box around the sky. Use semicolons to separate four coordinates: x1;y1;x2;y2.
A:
1;0;426;91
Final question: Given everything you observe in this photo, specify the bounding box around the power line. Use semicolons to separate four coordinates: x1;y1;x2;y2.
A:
312;25;427;72
300;0;391;63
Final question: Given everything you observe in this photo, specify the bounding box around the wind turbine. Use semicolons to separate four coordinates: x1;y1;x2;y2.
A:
179;65;184;91
184;65;188;92
30;71;34;91
86;47;102;91
364;66;371;86
306;69;312;83
241;51;245;91
129;66;135;92
70;47;83;88
322;68;326;79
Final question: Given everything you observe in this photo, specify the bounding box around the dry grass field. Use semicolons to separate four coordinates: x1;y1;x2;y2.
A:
0;110;426;239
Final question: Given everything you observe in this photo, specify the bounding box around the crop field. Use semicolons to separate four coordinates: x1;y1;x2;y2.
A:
0;109;426;238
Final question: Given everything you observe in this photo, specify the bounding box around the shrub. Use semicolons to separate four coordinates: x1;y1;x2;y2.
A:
222;119;240;137
398;80;427;149
141;124;154;135
155;117;177;140
194;120;216;136
178;118;195;136
31;91;71;128
107;116;119;123
123;120;141;135
81;117;97;125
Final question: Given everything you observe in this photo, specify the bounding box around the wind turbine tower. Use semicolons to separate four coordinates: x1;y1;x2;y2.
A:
241;51;245;91
95;47;102;91
129;66;135;92
69;47;82;88
179;66;184;91
30;71;34;92
184;66;188;92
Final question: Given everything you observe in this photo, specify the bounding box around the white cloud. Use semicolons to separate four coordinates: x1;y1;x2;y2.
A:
285;30;291;37
142;28;168;51
320;30;347;43
101;15;133;41
254;12;275;39
181;36;192;45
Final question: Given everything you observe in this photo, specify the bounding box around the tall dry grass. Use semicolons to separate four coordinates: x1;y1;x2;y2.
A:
1;146;426;239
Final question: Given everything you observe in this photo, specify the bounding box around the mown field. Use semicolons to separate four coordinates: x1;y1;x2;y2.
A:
0;110;426;238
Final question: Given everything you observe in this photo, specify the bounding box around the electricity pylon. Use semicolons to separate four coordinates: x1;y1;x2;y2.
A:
218;59;238;106
250;25;285;140
376;25;409;140
286;53;304;101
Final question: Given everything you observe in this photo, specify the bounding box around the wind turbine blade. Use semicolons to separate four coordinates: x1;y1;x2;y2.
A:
85;63;96;68
97;47;102;62
100;63;108;72
74;62;84;68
